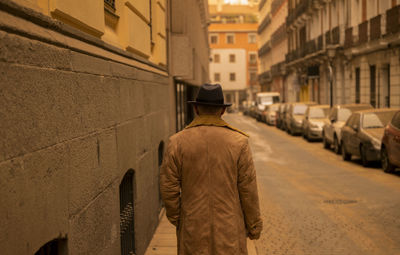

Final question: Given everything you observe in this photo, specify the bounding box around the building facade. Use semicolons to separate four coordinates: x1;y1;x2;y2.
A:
258;0;288;101
208;1;259;108
169;0;210;131
0;0;209;254
285;0;400;107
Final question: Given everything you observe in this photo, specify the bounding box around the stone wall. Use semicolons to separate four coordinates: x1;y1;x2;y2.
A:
0;1;170;254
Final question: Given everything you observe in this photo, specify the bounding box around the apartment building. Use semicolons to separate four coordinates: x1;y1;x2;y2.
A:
285;0;400;107
208;1;259;108
258;0;288;101
0;0;209;254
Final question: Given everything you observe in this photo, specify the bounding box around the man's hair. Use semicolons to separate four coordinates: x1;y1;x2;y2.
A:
196;105;224;115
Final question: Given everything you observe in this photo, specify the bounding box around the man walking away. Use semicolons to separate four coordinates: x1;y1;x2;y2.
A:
160;83;263;255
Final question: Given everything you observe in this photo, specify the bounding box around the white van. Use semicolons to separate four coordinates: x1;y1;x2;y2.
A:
255;92;280;121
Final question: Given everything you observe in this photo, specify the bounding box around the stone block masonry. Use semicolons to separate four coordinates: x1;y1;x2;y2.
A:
0;2;171;255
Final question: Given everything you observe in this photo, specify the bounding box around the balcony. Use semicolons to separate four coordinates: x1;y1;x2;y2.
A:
271;23;286;46
386;5;400;35
358;21;368;44
305;39;317;55
271;0;285;15
287;0;312;26
344;27;353;48
332;26;340;44
258;13;271;34
369;15;381;41
259;70;272;84
258;41;272;57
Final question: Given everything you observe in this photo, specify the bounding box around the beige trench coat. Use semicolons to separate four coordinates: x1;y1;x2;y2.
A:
160;115;262;255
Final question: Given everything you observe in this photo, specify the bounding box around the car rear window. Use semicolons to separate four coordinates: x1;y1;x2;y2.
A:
390;111;400;129
309;108;329;118
362;111;397;129
338;105;372;121
293;104;307;115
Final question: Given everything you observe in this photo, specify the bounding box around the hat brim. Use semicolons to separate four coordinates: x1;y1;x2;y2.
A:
187;101;232;107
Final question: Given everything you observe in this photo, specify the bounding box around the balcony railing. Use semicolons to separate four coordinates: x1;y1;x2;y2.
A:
369;15;381;40
344;27;353;48
258;13;271;34
325;30;331;45
287;0;312;26
317;35;323;51
271;23;286;46
306;39;317;55
386;5;400;35
258;41;272;57
358;21;368;44
332;26;340;44
271;0;285;15
259;70;272;84
104;0;115;10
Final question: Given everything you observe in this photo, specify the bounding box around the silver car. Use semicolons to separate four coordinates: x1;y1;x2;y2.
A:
322;104;373;154
286;102;317;135
302;105;330;141
265;104;280;126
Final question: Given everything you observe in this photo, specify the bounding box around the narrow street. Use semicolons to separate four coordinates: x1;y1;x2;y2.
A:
224;113;400;255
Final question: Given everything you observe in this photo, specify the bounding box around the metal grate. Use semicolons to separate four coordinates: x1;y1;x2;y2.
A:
120;171;135;255
104;0;115;9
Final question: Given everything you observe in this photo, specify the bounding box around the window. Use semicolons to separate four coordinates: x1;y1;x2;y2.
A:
214;54;220;63
229;54;236;63
229;73;236;81
214;73;221;82
120;170;136;255
249;53;257;64
210;35;218;44
250;72;257;81
248;33;257;43
226;34;235;44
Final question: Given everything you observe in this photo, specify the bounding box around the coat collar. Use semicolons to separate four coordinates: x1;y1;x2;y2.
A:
185;115;249;137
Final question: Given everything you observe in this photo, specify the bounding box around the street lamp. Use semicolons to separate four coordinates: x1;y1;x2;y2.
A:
326;46;336;107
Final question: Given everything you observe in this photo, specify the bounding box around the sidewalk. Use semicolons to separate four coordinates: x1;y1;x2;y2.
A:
145;209;257;255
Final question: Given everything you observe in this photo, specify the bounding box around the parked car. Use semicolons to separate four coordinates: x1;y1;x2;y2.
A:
276;103;286;129
340;108;398;167
381;110;400;173
242;101;255;116
255;92;280;122
285;102;317;135
280;103;290;131
264;103;280;125
322;104;373;154
302;105;330;141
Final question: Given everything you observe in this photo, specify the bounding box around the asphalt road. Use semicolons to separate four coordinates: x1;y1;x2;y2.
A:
224;113;400;255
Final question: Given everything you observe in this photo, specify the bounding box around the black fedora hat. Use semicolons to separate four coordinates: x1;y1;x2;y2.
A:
188;83;232;107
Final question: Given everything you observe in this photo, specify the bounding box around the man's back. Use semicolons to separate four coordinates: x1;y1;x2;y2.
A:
160;116;262;255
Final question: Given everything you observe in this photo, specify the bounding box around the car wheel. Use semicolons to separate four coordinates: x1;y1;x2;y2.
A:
323;134;330;149
360;145;369;167
341;142;351;161
381;147;395;173
333;136;341;154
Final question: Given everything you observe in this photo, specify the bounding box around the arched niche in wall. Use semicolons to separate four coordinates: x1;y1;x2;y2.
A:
34;238;67;255
119;169;136;255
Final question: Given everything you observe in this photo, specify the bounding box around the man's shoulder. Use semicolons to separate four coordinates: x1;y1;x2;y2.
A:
179;124;249;139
